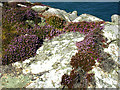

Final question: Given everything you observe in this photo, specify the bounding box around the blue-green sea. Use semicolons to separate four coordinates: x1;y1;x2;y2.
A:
29;2;119;21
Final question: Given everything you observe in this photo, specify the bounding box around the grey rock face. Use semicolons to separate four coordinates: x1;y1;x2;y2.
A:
42;8;71;22
73;14;103;22
69;11;78;21
111;14;120;25
90;23;119;88
31;6;78;23
31;5;48;13
11;24;119;88
17;4;27;7
42;7;78;22
12;32;85;88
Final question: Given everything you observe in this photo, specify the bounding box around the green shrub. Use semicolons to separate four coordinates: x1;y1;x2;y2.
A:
46;16;66;29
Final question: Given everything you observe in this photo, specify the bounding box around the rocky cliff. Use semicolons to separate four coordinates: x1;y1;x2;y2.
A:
0;1;120;89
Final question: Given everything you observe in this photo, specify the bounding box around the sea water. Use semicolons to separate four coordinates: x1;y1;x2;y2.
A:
29;2;119;22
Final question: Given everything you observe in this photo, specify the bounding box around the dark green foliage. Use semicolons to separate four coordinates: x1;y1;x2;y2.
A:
46;16;66;29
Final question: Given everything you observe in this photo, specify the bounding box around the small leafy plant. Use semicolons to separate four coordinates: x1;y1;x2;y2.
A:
46;15;66;29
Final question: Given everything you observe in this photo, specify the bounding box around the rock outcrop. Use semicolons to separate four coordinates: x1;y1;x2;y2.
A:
73;14;103;22
31;6;78;22
12;32;85;88
111;14;120;25
91;23;119;88
42;7;71;22
10;23;119;88
31;5;48;13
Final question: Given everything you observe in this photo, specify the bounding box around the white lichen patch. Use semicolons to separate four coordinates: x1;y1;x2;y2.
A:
90;24;119;88
92;66;118;88
102;24;118;42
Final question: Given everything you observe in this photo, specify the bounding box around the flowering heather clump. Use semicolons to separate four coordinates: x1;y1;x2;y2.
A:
2;35;42;65
64;21;105;34
16;23;65;40
46;16;66;29
44;25;66;40
2;4;39;24
2;22;28;50
2;3;40;49
61;70;78;88
61;22;108;88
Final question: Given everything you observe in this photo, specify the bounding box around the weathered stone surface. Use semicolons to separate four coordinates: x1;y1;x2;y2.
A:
10;23;119;88
73;13;103;22
69;11;78;21
1;74;31;88
90;23;119;88
12;32;85;88
31;6;78;23
31;5;48;13
17;4;27;7
111;14;120;25
42;7;78;22
1;3;119;88
0;3;3;7
42;7;70;22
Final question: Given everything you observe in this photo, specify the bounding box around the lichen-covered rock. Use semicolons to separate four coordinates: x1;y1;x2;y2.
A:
1;2;119;88
31;5;48;13
90;23;119;88
73;13;103;22
17;3;27;7
42;8;70;22
11;23;119;88
42;7;77;22
68;11;78;21
12;32;85;88
1;74;31;88
111;14;120;25
0;3;3;7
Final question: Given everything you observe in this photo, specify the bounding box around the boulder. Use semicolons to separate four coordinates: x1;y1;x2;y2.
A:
17;3;27;7
42;7;71;22
31;5;48;13
73;13;103;22
0;3;3;7
34;6;78;23
69;11;78;21
111;14;120;25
